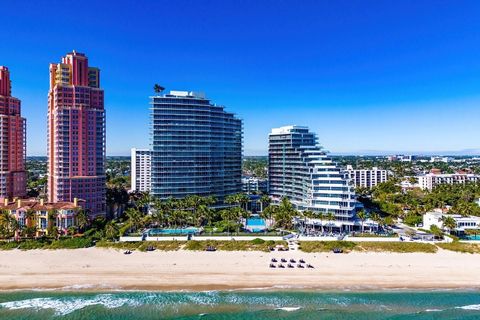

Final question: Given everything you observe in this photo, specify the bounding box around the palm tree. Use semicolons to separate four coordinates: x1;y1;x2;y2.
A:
370;212;381;232
0;210;17;239
326;212;335;234
225;194;238;207
153;84;165;93
302;210;314;234
220;208;235;235
260;204;276;229
136;192;151;214
237;193;250;211
125;208;143;233
441;216;456;233
273;198;297;230
25;209;36;229
357;210;367;234
75;209;89;233
47;209;58;238
67;226;77;237
259;194;270;212
104;221;119;240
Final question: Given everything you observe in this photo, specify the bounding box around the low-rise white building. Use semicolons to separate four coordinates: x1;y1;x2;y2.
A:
423;211;480;232
417;173;480;190
131;148;151;192
430;156;453;163
345;166;389;189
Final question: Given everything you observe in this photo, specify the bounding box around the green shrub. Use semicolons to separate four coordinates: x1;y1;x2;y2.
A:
17;240;50;250
48;237;94;249
183;240;286;252
354;242;437;253
0;241;21;250
250;238;265;245
437;242;480;254
299;241;357;253
96;240;183;251
184;240;205;251
403;213;422;227
299;241;437;253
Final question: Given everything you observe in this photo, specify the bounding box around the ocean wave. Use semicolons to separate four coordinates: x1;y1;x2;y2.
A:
455;304;480;311
276;306;302;312
0;294;139;316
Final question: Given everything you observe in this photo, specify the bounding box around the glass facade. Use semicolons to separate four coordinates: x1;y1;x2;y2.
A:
150;91;242;201
268;125;357;220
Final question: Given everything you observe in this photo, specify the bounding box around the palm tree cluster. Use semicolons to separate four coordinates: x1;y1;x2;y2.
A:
358;179;480;227
117;193;306;236
0;207;90;240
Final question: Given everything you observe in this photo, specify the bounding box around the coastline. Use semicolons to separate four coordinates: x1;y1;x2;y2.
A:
1;248;479;292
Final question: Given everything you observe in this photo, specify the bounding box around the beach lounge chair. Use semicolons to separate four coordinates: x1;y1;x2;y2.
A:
299;259;305;263
287;263;294;268
281;258;287;263
289;259;296;263
271;258;277;262
269;263;276;268
278;264;285;268
307;264;314;268
297;264;304;268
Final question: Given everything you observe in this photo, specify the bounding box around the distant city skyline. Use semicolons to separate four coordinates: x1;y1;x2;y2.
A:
2;1;480;156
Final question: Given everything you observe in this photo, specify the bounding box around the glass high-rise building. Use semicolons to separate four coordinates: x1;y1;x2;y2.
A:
150;90;242;200
269;125;358;228
47;51;106;216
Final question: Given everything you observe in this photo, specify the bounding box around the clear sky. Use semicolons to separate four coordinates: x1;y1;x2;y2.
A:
2;0;480;156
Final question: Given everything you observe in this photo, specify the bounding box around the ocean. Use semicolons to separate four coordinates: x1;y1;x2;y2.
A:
0;290;479;319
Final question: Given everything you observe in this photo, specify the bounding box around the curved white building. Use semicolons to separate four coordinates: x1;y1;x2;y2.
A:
268;125;358;230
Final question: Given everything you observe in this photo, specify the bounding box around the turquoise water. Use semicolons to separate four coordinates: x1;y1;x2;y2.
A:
0;290;480;319
464;234;480;240
246;217;266;232
148;228;199;236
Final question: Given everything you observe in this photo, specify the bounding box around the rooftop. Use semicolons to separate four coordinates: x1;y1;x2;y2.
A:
270;125;309;135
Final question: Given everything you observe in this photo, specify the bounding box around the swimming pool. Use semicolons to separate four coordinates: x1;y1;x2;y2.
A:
147;228;199;236
463;234;480;240
246;217;266;232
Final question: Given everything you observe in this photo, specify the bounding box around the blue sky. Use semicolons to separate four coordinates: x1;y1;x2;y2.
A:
1;0;480;156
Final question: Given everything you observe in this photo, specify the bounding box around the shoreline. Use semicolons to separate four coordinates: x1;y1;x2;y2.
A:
1;248;480;292
2;285;480;293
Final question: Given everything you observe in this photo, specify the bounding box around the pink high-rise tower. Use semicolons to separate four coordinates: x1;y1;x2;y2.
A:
48;51;106;216
0;66;26;198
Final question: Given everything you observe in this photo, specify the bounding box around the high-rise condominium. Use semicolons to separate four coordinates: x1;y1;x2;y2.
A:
268;125;357;227
150;90;242;200
0;66;26;198
47;51;106;216
131;148;151;193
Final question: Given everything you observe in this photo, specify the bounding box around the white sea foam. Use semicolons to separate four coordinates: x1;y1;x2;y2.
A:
0;294;139;316
424;309;443;312
455;304;480;311
276;306;301;312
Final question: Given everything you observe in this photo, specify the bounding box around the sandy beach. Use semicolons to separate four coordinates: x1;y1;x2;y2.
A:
0;248;479;291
